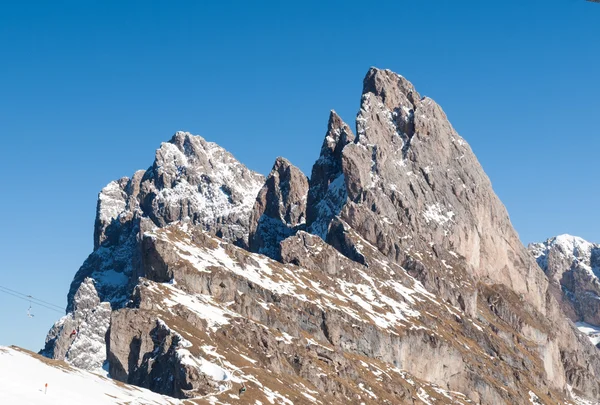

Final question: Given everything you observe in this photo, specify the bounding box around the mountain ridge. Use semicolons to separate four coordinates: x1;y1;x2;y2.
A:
39;68;600;405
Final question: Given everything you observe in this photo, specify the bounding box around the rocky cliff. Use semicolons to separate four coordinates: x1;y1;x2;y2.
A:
41;132;264;365
248;157;309;260
41;68;600;405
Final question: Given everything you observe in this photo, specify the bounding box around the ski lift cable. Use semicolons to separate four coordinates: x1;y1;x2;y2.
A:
0;285;64;310
0;290;64;314
0;288;63;314
0;286;64;314
0;290;63;314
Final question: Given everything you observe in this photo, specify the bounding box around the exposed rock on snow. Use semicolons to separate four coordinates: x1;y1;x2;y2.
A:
111;223;492;403
70;131;264;311
576;322;600;347
139;132;265;245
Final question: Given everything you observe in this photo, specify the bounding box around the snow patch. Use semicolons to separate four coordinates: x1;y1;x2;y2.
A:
576;322;600;346
422;204;454;226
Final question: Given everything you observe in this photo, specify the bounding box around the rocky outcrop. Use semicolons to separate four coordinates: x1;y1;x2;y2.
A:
42;68;600;404
306;111;354;239
248;157;309;260
315;68;547;312
44;131;264;365
40;278;111;372
105;222;599;404
530;235;600;326
73;131;264;310
107;309;212;398
303;68;600;402
137;132;265;245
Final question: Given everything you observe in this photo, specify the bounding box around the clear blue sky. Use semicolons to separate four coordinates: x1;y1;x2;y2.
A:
1;0;598;351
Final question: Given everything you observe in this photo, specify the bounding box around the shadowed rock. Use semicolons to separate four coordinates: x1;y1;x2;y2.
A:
248;157;309;260
306;110;355;239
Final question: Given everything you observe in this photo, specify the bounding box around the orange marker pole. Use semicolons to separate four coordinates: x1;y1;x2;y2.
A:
45;383;48;395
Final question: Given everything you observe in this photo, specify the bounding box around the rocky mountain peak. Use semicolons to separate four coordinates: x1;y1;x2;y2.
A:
65;132;264;315
263;156;308;226
306;111;354;239
531;234;597;265
248;156;308;260
362;67;421;110
332;68;553;315
320;110;355;157
141;131;265;243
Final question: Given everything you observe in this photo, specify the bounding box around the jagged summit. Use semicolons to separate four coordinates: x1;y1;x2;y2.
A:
145;131;265;235
248;156;308;260
40;68;600;405
532;234;596;258
306;110;354;239
362;67;421;109
64;131;264;314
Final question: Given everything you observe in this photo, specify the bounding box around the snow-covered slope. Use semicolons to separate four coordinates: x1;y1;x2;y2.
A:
0;346;180;405
576;322;600;346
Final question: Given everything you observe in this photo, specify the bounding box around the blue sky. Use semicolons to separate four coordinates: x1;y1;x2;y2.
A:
0;0;598;351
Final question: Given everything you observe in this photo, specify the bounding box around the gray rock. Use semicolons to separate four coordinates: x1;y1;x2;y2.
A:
138;132;265;246
40;278;111;372
306;111;354;239
46;131;264;360
107;309;207;398
303;67;600;400
530;235;600;325
65;132;264;311
41;68;600;404
248;157;309;260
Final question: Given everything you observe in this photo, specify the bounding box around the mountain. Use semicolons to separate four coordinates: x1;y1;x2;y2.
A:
40;133;265;370
530;235;600;346
37;68;600;404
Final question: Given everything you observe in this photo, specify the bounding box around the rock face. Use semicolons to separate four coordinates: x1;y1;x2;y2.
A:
248;157;309;260
41;68;600;404
137;132;265;244
313;68;547;311
40;278;111;372
530;235;600;326
45;132;264;363
306;111;354;239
